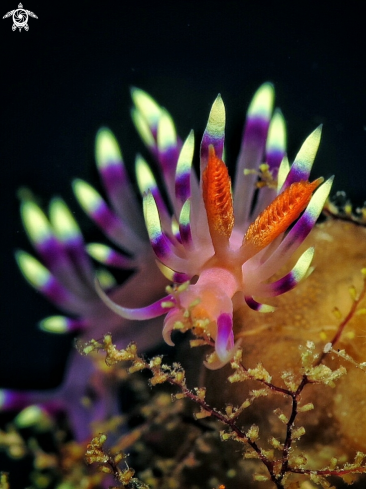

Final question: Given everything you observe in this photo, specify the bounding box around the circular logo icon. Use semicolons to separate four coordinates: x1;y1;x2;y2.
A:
12;8;28;30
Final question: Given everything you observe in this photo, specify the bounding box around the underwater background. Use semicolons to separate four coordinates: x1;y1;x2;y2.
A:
1;1;366;487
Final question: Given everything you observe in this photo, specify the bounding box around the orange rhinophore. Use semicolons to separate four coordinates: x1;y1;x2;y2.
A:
202;145;234;239
244;177;323;252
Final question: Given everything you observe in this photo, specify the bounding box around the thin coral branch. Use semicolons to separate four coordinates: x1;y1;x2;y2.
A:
79;328;366;489
317;269;366;365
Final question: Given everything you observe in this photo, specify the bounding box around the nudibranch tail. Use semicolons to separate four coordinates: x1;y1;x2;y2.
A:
202;145;234;248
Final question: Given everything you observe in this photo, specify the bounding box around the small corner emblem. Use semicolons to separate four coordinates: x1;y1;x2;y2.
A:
3;3;38;31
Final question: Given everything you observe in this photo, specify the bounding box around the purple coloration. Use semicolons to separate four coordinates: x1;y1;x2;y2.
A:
159;146;180;175
64;316;88;333
90;201;124;234
1;390;32;411
151;234;174;261
282;164;311;189
200;132;224;164
120;295;175;320
179;222;192;248
243;115;270;151
103;249;135;269
175;173;191;205
95;281;175;320
42;276;77;308
277;208;318;256
99;164;127;198
266;272;297;296
245;296;263;312
266;148;285;174
172;271;191;283
38;236;95;297
216;313;234;361
35;237;71;275
98;161;144;237
150;188;170;222
63;238;95;285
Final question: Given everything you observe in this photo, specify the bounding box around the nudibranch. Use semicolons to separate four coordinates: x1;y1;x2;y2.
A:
96;85;333;369
7;84;333;441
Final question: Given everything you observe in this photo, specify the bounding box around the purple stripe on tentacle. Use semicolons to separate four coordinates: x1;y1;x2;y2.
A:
179;222;193;248
245;296;262;311
99;164;145;236
244;116;270;149
91;201;124;233
175;173;191;205
216;313;234;362
201;132;225;163
264;272;297;297
42;276;78;308
151;188;170;219
35;237;95;299
104;250;135;269
99;163;128;199
282;164;311;188
0;390;32;411
64;317;88;333
266;148;285;175
159;146;180;175
172;271;191;283
0;390;64;415
158;145;182;205
89;201;144;253
64;237;95;285
254;212;316;284
275;208;317;256
95;279;175;320
33;237;71;274
244;296;275;313
150;234;175;261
